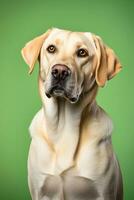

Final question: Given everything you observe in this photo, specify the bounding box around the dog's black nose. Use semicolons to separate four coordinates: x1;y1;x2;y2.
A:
51;64;71;81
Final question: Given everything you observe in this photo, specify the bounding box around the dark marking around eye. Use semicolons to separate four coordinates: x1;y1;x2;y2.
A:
47;45;56;53
77;48;88;57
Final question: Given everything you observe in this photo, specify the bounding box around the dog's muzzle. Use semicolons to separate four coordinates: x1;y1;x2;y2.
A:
45;64;79;103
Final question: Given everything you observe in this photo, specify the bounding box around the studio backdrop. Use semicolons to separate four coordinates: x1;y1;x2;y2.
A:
0;0;133;199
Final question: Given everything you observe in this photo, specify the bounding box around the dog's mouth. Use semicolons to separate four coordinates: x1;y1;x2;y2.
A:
45;85;79;104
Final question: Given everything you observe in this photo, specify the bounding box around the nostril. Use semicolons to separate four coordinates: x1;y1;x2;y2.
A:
62;69;71;80
52;69;59;78
61;70;69;79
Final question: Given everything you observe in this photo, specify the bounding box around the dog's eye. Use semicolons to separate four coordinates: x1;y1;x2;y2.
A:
47;45;56;53
77;48;88;57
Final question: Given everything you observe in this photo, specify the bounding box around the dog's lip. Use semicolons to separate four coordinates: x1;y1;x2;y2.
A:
45;85;65;97
53;89;64;96
45;86;79;103
51;85;65;94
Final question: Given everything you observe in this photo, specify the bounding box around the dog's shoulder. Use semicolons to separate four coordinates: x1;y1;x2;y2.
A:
29;108;44;138
95;105;113;138
87;104;113;139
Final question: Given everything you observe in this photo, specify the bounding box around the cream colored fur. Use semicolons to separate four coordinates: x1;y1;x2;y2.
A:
21;28;123;200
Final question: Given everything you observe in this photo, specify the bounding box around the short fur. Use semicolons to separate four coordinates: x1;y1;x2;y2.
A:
21;28;123;200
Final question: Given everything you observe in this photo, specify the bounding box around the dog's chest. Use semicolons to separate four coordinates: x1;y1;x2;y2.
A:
29;136;113;200
29;107;112;179
39;174;99;200
29;131;108;182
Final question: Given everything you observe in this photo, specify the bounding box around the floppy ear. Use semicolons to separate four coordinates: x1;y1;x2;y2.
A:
93;35;122;87
21;29;51;74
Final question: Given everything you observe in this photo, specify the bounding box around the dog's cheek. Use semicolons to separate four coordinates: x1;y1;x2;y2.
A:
82;71;95;93
73;71;84;96
39;66;46;82
39;58;52;82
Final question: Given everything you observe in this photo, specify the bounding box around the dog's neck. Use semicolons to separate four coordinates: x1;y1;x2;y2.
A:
39;76;98;134
44;98;80;128
39;76;98;137
41;90;98;173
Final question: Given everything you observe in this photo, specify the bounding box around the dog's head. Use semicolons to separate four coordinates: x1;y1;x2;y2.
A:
21;28;122;103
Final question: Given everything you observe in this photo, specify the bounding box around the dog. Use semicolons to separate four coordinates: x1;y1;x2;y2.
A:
21;28;123;200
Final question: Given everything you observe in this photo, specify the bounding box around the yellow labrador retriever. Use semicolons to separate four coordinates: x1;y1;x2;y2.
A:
21;28;123;200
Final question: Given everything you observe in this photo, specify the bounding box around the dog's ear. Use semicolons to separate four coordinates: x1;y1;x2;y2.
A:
21;29;51;74
93;35;122;87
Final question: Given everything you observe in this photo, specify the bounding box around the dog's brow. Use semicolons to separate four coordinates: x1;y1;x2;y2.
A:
55;38;62;45
76;42;86;49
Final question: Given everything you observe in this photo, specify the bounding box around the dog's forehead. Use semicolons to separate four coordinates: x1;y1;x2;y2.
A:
44;28;94;48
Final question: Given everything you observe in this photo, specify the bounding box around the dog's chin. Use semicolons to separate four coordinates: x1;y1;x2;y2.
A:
45;87;79;104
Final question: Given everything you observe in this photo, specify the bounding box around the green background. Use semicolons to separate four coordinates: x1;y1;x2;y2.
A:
0;0;133;199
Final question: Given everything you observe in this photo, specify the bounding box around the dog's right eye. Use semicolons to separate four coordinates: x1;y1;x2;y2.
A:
77;48;88;57
47;45;56;53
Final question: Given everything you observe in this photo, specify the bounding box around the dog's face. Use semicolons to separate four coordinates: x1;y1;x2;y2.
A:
21;28;122;103
40;29;96;103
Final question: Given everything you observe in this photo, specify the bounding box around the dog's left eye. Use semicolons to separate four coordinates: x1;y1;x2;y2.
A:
77;48;88;57
47;45;56;53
